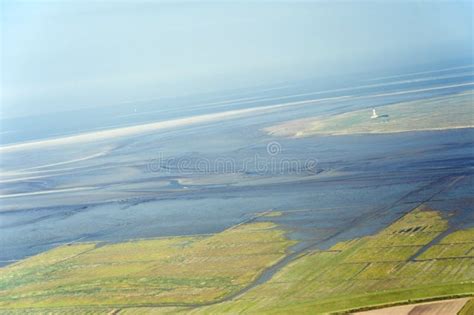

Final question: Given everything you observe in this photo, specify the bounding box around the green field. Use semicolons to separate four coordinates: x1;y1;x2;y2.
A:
0;222;295;312
0;207;473;314
459;297;474;315
192;207;474;314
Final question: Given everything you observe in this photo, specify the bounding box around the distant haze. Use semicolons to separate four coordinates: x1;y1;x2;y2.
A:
1;1;472;118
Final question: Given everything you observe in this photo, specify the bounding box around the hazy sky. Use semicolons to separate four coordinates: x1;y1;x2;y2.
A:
1;1;472;118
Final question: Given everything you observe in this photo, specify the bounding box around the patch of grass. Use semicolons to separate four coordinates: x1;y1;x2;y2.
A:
441;228;474;244
0;222;295;310
459;297;474;315
1;207;472;314
262;211;283;218
343;246;421;262
191;207;474;314
265;90;474;137
417;243;474;259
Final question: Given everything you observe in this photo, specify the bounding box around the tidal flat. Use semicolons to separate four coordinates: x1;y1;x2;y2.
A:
0;68;473;313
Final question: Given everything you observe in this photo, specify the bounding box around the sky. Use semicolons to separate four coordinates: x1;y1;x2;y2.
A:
1;1;473;118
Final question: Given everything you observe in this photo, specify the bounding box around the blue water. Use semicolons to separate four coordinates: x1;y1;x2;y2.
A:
0;65;473;265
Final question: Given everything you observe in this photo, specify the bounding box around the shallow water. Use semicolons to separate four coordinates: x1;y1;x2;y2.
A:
0;68;473;265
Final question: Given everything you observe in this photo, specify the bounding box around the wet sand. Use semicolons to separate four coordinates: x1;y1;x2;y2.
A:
0;69;473;266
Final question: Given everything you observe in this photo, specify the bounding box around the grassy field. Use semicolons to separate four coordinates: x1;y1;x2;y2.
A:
265;90;474;137
190;207;474;314
459;297;474;315
0;207;473;314
0;222;295;312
